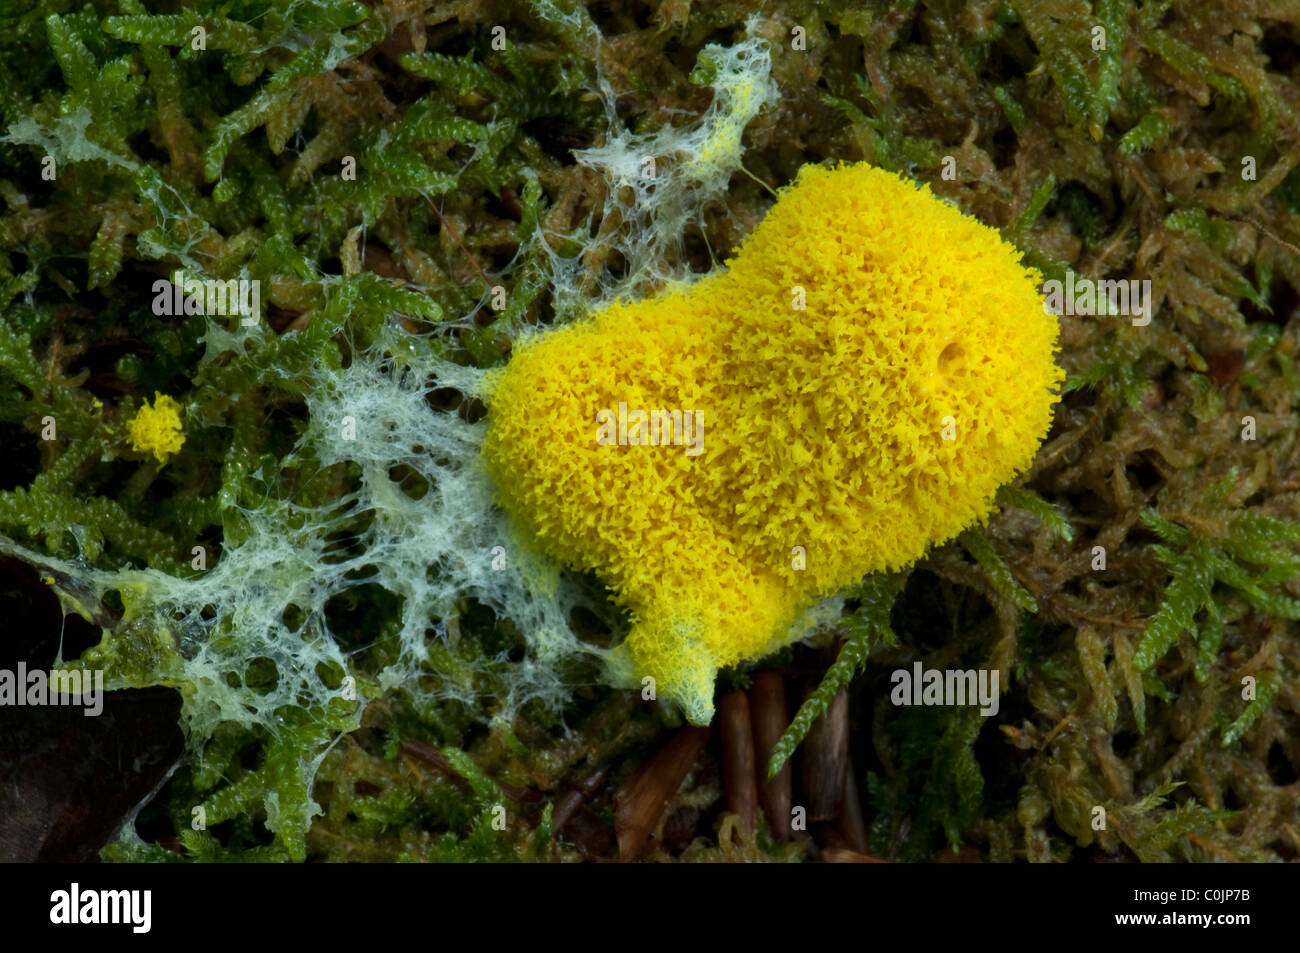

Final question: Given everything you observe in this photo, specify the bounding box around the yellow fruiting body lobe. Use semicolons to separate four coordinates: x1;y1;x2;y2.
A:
127;392;185;464
482;162;1063;724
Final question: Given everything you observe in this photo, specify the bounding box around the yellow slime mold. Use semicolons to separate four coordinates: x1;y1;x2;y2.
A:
482;162;1063;724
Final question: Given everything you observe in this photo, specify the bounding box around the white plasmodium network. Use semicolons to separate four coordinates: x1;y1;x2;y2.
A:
538;18;780;313
1;20;789;832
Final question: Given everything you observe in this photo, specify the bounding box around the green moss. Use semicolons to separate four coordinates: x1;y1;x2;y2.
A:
1;0;1297;863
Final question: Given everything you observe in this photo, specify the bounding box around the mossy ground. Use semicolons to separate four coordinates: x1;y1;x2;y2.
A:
0;0;1297;862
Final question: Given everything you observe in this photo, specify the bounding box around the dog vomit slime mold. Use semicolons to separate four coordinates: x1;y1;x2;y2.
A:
483;162;1064;725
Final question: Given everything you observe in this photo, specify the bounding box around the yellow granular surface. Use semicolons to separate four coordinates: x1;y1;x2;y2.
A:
127;392;185;464
482;162;1063;724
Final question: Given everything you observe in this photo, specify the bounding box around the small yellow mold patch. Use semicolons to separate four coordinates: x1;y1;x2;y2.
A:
482;162;1064;724
127;392;185;465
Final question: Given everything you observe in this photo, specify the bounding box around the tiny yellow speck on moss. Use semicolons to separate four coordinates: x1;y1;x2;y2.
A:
127;392;185;465
482;162;1064;724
